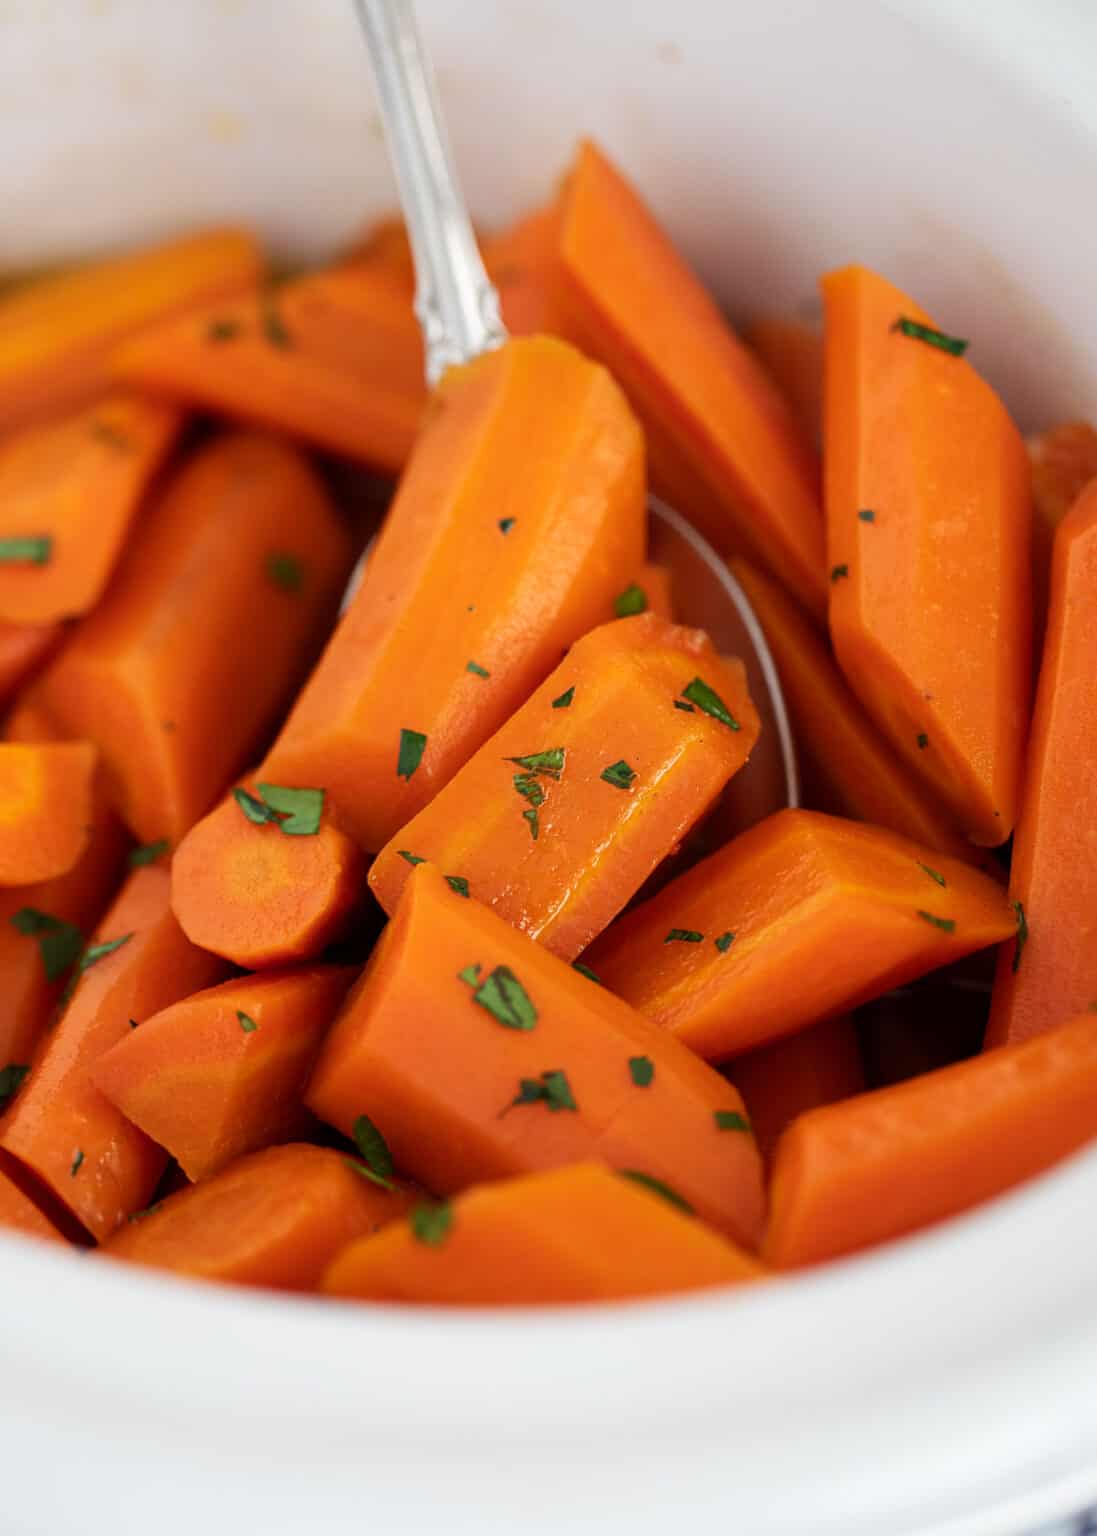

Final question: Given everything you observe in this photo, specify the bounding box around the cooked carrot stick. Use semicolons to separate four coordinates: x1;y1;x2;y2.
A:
611;562;674;622
727;1015;864;1170
324;1161;765;1306
985;484;1097;1048
0;623;63;712
170;778;367;968
822;265;1032;846
0;741;97;885
248;334;645;852
369;614;759;960
0;1164;67;1245
306;864;764;1247
113;264;426;476
93;966;355;1181
37;433;352;844
339;214;415;285
730;558;989;868
743;315;823;447
553;141;825;616
587;808;1016;1061
0;394;183;625
481;205;563;336
101;1143;413;1291
0;227;262;434
0;867;227;1240
1027;421;1097;652
766;1009;1097;1268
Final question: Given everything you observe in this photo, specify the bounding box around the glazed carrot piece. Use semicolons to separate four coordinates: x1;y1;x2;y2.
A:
481;205;563;336
171;778;367;968
93;966;355;1181
727;1015;864;1171
324;1162;765;1306
553;140;825;616
307;864;765;1247
611;562;674;622
1027;421;1097;651
37;433;352;844
339;214;415;285
0;867;227;1240
101;1143;413;1291
0;227;262;434
369;615;759;960
247;334;645;851
743;315;823;447
0;623;63;711
587;809;1015;1062
0;1164;67;1245
985;485;1097;1048
0;741;97;885
822;265;1032;846
113;264;426;476
766;1009;1097;1268
0;395;183;625
730;558;987;867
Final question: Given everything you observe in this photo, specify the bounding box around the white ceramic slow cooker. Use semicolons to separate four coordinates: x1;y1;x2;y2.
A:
2;3;1096;1532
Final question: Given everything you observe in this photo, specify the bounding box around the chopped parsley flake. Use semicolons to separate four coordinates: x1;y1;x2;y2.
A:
471;965;537;1031
891;316;968;356
466;661;490;678
498;518;516;535
397;729;428;781
830;563;849;582
572;961;602;985
236;1010;258;1033
10;907;83;983
681;676;740;730
456;963;482;987
600;759;636;790
267;552;304;592
916;733;930;750
504;1069;577;1115
918;862;947;888
206;318;240;343
628;1056;654;1087
1011;899;1029;974
551;687;575;709
619;1170;693;1215
128;840;170;868
714;1109;751;1132
614;583;648;618
506;748;565;779
410;1201;453;1246
915;910;956;934
445;875;470;897
70;1148;85;1177
353;1113;395;1188
255;783;324;835
398;850;425;866
714;931;735;953
0;1063;29;1109
665;928;703;944
0;536;51;565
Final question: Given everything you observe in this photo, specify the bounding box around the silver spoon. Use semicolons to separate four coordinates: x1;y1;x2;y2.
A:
353;0;798;825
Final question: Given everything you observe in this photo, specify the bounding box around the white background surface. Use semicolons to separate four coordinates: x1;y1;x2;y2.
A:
1;3;1097;1533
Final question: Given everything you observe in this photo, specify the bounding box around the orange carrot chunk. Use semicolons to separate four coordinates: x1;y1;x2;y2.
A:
0;867;228;1240
0;741;97;885
324;1162;765;1306
93;965;355;1181
985;483;1097;1048
37;433;353;844
234;334;644;854
727;1015;864;1171
0;1164;68;1245
369;615;759;961
0;395;183;625
587;809;1016;1062
1027;421;1097;654
554;140;825;616
731;558;985;867
307;864;764;1248
113;264;426;476
481;205;563;337
766;1009;1097;1268
743;315;823;447
0;622;63;712
171;779;367;969
0;227;262;434
822;265;1032;846
101;1143;413;1291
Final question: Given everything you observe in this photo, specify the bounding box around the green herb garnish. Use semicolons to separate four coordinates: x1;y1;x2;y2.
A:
472;965;537;1031
445;875;470;897
619;1170;694;1215
1011;899;1029;974
714;931;735;953
397;729;428;781
236;1010;258;1033
714;1109;751;1132
89;419;133;452
512;774;546;808
353;1113;395;1188
522;807;539;840
503;1069;577;1115
918;862;946;887
129;839;170;868
77;933;134;976
0;1063;29;1109
628;1056;654;1087
614;583;648;618
10;907;83;983
255;783;324;836
0;536;51;565
233;786;280;826
665;928;703;944
830;563;849;582
206;317;240;343
410;1201;453;1246
857;508;876;523
456;963;482;987
70;1148;85;1177
551;687;574;710
398;850;425;866
891;316;968;356
600;759;636;790
572;961;602;985
498;517;516;535
916;733;930;750
673;700;695;712
681;676;740;730
506;748;565;779
267;552;304;592
916;910;956;934
466;661;490;678
261;292;293;348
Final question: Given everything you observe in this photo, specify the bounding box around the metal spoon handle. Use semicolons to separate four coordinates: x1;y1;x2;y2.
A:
354;0;507;385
